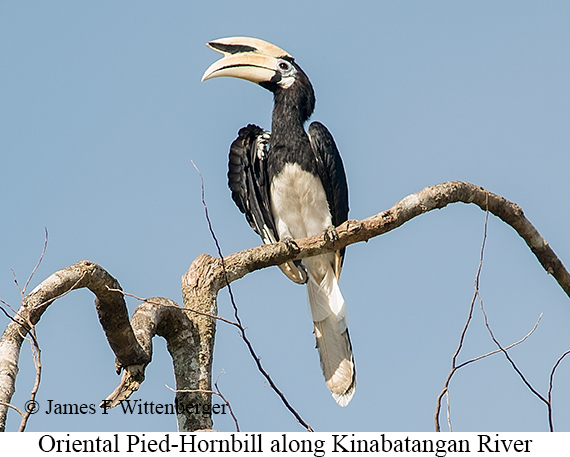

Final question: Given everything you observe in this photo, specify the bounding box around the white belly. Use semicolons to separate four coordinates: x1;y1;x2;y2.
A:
270;163;332;241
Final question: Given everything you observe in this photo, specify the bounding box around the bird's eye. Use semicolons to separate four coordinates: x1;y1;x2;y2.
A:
275;59;296;87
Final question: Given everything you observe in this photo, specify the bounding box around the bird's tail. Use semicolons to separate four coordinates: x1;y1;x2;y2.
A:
306;259;356;406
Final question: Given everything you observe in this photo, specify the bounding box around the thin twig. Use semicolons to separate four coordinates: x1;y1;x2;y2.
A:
23;228;48;296
0;401;24;418
479;300;549;406
0;297;19;324
4;234;48;431
190;162;245;329
11;269;23;300
456;314;542;370
437;200;547;432
213;371;239;432
435;290;478;431
18;324;41;432
107;288;241;328
548;350;570;431
191;161;314;432
0;296;18;316
435;198;490;431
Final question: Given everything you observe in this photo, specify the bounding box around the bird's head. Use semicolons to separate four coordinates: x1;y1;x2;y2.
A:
202;37;298;89
202;37;315;121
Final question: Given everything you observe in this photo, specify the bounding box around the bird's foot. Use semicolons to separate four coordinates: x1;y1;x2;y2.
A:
323;225;339;245
281;236;300;253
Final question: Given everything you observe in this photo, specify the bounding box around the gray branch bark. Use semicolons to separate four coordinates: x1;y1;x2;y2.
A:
0;261;148;431
100;296;210;431
1;181;568;432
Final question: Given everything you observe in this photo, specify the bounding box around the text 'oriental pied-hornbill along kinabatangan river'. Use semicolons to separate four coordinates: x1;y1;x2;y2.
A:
202;37;355;406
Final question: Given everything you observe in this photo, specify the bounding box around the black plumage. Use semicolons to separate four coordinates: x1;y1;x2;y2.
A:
228;124;275;241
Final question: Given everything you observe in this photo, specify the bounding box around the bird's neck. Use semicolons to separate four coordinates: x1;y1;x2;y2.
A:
270;88;311;144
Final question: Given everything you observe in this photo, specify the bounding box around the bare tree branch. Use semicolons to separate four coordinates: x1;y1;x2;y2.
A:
2;231;46;432
477;290;561;432
0;261;148;431
0;401;24;418
0;298;19;324
480;300;549;405
184;180;570;432
200;181;570;301
100;290;240;431
111;289;241;328
435;199;549;431
22;228;49;297
435;203;490;432
98;295;214;431
2;181;570;432
548;350;570;431
456;315;543;370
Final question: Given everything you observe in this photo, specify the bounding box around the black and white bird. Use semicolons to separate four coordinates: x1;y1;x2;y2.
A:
202;37;355;406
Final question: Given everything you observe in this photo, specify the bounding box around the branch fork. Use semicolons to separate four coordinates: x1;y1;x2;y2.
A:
1;181;570;432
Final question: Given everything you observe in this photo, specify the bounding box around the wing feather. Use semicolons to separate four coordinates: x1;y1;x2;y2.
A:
228;124;275;241
308;121;349;277
228;124;307;284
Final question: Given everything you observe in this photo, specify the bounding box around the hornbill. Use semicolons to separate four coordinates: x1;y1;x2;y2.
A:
202;37;355;406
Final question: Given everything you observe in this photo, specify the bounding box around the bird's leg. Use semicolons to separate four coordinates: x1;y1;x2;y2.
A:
323;225;339;246
281;235;300;254
278;236;309;283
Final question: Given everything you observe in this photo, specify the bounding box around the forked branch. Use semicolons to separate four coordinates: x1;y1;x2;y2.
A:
1;181;569;432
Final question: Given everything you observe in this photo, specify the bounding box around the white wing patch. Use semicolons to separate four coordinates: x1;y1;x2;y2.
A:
255;131;270;160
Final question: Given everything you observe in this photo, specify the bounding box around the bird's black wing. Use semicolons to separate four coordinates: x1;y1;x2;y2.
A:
228;124;276;243
308;121;349;275
228;124;308;284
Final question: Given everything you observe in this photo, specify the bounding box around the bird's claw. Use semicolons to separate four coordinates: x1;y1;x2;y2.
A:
323;226;339;244
282;236;300;253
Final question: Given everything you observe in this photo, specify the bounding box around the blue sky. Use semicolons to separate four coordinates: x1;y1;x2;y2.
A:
1;1;570;432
